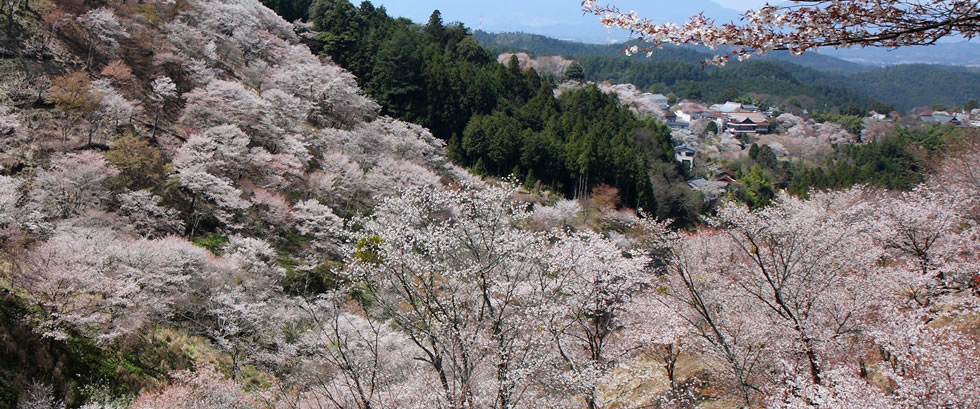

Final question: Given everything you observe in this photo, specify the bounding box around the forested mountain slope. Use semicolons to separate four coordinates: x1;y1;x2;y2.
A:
301;2;699;221
846;64;980;109
0;1;977;408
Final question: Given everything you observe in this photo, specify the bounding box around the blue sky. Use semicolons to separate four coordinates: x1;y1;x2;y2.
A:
372;0;769;43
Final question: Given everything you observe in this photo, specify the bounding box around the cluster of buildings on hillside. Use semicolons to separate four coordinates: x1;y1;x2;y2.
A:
588;82;776;137
665;100;772;136
582;82;776;137
598;89;774;201
564;80;980;201
666;100;776;166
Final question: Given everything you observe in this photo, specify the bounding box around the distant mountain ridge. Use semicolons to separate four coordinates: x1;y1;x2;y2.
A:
474;31;874;74
819;42;980;67
375;0;743;44
475;31;980;110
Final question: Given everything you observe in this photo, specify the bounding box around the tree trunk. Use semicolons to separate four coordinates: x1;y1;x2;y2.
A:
798;329;822;385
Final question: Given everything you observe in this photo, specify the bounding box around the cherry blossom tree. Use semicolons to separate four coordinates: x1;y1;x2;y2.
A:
364;117;444;166
30;151;119;219
583;0;980;64
179;79;276;137
931;133;980;222
186;235;289;379
172;125;253;231
0;173;24;254
874;189;955;276
266;45;379;128
637;188;896;406
89;79;141;140
117;190;184;239
620;294;691;391
530;199;581;229
869;308;980;409
346;183;564;408
870;182;980;305
185;58;219;87
164;22;218;66
78;8;127;46
151;76;178;100
14;224;139;341
292;199;344;249
260;88;309;134
363;156;441;197
201;285;279;380
150;76;177;138
247;148;308;189
713;189;884;394
130;366;259;409
250;188;294;227
309;151;364;204
541;230;654;409
861;117;896;143
190;0;296;50
766;366;894;409
78;7;128;66
307;118;442;173
16;381;65;409
770;306;979;408
11;222;235;343
173;167;250;233
0;175;21;235
100;60;135;86
657;229;771;406
173;125;251;175
276;293;436;409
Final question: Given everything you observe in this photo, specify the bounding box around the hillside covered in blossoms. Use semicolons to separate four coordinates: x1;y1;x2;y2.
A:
0;0;978;408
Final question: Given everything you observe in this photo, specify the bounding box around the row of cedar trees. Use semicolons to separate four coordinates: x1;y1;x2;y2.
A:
263;0;699;220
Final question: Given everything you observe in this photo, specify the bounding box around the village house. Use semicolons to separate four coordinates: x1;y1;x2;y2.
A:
708;101;742;113
687;174;732;201
708;112;728;129
649;93;669;109
664;111;689;129
868;111;888;121
673;102;708;123
673;144;696;168
724;112;770;135
920;110;954;124
713;169;737;183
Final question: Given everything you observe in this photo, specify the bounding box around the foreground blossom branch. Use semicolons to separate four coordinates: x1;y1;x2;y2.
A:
582;0;980;64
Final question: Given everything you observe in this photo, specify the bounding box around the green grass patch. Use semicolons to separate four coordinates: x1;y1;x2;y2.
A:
192;234;229;255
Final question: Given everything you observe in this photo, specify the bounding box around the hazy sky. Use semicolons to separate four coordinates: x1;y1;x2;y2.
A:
372;0;770;43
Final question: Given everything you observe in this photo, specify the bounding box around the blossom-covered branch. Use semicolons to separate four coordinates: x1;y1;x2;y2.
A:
582;0;980;64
